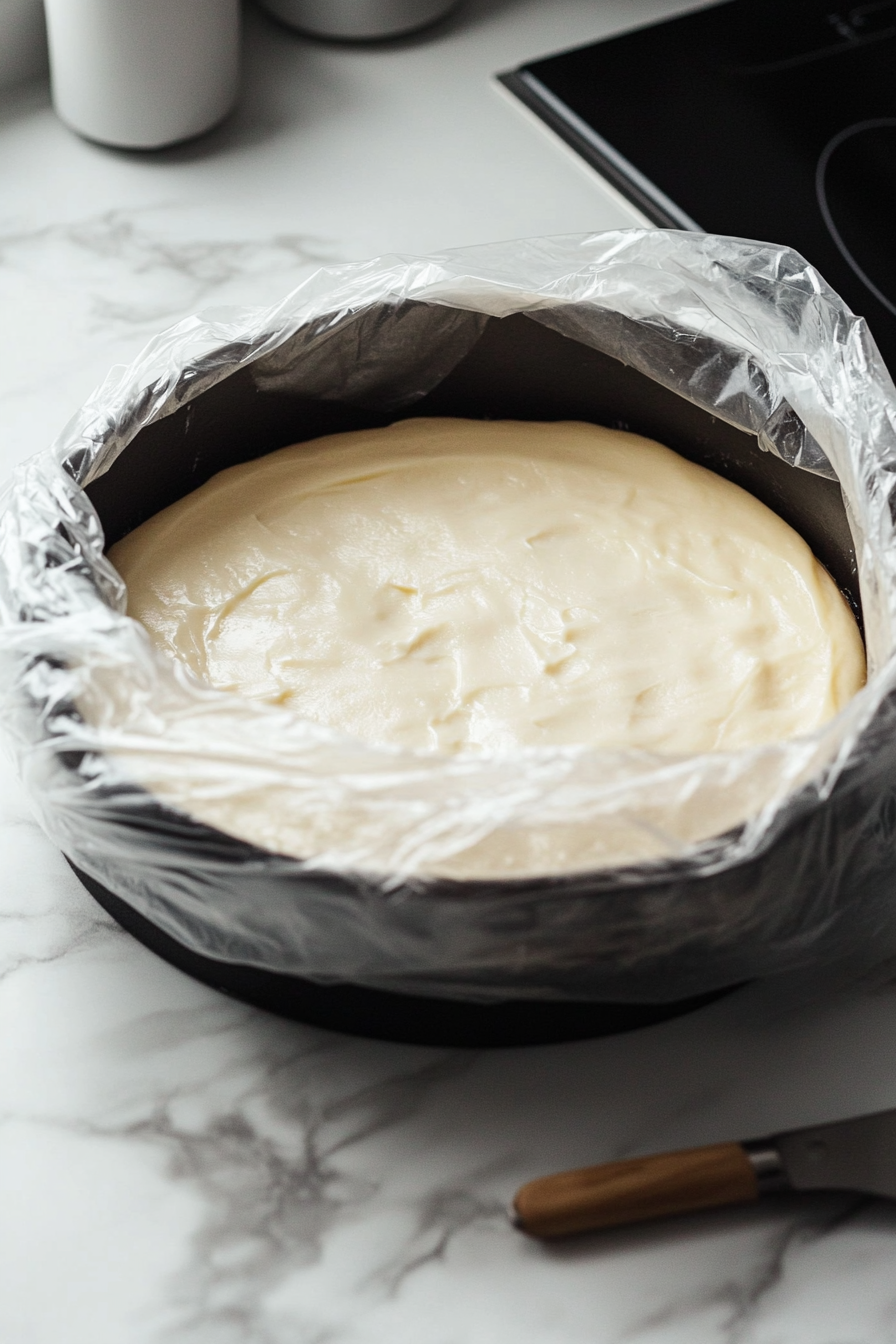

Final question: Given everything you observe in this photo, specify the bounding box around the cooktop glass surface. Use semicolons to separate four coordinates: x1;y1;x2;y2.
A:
502;0;896;372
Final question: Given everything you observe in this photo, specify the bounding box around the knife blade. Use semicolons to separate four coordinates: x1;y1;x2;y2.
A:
512;1106;896;1238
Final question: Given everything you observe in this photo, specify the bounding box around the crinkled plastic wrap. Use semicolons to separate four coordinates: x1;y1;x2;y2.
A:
4;230;896;1003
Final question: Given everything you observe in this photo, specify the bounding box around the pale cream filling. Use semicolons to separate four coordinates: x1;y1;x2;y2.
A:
107;417;866;874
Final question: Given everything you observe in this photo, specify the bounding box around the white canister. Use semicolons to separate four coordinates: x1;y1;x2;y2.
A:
43;0;241;149
258;0;459;41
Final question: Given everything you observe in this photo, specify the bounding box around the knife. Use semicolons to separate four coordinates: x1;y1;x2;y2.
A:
512;1107;896;1238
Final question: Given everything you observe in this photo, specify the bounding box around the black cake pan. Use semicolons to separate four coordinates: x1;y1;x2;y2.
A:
61;308;896;1047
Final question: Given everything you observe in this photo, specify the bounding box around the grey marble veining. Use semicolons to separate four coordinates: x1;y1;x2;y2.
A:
0;209;333;329
4;2;896;1340
0;205;337;468
6;767;896;1344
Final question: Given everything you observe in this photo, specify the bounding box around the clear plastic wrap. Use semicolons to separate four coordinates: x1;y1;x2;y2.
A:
3;229;896;1003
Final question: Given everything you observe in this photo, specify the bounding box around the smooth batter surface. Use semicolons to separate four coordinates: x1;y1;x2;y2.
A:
110;418;865;758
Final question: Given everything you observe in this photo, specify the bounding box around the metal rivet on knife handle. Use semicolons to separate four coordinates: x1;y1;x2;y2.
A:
512;1142;767;1238
742;1138;789;1194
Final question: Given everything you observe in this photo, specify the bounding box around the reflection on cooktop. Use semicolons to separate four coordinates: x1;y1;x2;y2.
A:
501;0;896;374
817;119;896;319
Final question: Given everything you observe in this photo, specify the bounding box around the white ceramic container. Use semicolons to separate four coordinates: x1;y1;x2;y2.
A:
43;0;241;149
258;0;458;41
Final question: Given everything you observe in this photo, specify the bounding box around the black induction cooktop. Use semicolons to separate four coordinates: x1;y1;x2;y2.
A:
501;0;896;373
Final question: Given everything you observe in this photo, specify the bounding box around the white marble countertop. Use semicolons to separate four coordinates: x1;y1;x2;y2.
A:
4;3;896;1340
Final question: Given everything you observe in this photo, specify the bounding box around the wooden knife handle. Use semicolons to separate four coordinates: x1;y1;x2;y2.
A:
513;1142;759;1238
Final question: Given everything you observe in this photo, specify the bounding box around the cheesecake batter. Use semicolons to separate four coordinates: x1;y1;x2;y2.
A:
111;418;865;759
